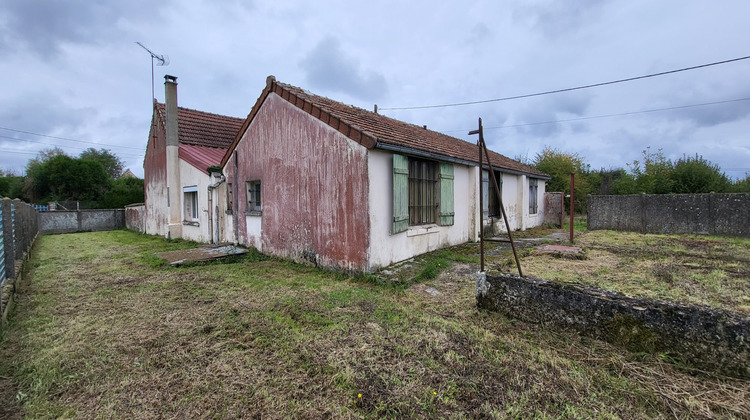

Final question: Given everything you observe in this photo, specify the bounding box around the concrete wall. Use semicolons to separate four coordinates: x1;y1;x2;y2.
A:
368;149;476;270
125;204;146;233
476;273;750;378
224;93;371;271
588;193;750;237
544;192;564;227
39;210;125;234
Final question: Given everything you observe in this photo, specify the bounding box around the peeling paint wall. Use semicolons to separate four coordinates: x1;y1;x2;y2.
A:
367;149;475;270
143;112;168;237
224;93;370;270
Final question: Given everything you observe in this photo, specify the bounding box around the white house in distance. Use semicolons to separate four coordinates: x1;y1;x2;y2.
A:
215;76;550;272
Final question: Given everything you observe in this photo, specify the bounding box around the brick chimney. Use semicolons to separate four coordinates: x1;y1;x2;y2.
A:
164;75;182;239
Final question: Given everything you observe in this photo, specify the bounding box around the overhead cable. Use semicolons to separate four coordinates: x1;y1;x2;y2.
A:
379;55;750;110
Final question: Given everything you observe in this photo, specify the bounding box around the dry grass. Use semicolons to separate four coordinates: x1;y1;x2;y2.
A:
0;230;748;418
494;230;750;313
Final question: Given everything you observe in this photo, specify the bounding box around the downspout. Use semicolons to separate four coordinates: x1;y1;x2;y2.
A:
207;172;226;244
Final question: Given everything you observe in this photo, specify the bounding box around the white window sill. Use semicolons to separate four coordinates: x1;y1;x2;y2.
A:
183;220;199;227
407;225;440;237
245;210;262;217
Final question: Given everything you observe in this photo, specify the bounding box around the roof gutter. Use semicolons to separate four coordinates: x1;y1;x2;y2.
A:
375;141;551;180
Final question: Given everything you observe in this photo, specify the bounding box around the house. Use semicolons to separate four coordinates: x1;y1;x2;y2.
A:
143;75;244;243
217;76;550;272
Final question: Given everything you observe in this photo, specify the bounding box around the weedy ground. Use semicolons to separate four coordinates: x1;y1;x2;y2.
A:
0;230;748;419
491;228;750;314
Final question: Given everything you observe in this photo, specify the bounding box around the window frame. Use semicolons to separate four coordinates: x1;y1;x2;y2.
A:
529;178;539;215
245;180;262;216
408;157;439;226
183;186;199;223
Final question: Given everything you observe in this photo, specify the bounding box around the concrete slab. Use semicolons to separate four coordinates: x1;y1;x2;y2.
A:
536;244;582;254
155;245;248;266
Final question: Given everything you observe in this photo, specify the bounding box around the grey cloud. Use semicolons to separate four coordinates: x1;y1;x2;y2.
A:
515;0;612;38
0;0;164;57
300;36;388;102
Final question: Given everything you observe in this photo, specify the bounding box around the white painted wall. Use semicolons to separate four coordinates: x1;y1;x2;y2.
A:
178;160;213;243
245;215;262;250
367;149;475;270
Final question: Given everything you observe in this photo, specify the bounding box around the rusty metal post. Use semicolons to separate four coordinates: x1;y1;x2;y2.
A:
469;119;484;272
570;172;575;243
482;143;523;277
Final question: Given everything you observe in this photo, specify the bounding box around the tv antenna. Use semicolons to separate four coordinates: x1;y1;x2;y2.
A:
135;42;169;101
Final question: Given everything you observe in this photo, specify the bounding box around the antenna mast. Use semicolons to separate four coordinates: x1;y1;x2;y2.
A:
135;42;170;101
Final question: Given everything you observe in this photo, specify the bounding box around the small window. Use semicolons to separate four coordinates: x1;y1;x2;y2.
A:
246;180;261;214
183;186;199;221
227;183;233;208
529;178;538;214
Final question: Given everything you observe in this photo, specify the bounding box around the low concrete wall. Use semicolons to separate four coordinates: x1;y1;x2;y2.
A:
543;192;563;227
588;193;750;237
125;204;146;233
39;209;125;234
476;273;750;378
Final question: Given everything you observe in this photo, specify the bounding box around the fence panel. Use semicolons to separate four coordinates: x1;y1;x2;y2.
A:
0;205;5;283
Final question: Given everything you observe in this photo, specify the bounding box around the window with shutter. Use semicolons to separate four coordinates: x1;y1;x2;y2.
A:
439;163;454;226
392;154;409;233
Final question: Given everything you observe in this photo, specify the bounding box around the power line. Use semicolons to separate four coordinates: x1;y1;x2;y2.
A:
380;55;750;111
440;97;750;133
0;126;144;150
0;134;145;158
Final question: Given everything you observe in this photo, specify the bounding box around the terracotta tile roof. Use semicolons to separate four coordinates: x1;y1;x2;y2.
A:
179;144;226;174
222;76;548;178
156;103;245;149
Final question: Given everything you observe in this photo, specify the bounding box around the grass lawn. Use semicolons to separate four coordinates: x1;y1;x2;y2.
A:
0;230;748;418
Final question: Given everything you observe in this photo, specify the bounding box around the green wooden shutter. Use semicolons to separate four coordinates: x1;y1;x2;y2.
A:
392;154;409;233
439;163;454;226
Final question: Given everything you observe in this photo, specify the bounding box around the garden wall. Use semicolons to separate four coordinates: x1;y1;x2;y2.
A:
125;203;146;233
39;209;125;234
543;192;564;227
588;193;750;237
476;273;750;378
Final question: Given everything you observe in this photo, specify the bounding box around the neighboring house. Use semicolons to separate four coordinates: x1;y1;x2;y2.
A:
217;76;550;272
143;75;244;243
119;169;137;179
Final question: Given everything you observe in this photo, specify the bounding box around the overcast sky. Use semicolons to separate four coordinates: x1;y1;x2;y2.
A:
1;0;748;179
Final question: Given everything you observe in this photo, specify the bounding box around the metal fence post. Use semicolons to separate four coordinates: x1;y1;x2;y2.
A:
1;199;15;280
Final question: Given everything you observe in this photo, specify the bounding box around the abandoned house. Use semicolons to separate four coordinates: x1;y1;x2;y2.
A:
143;75;244;243
142;75;549;272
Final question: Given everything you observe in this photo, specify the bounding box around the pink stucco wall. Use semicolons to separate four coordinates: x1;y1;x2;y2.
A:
225;93;370;271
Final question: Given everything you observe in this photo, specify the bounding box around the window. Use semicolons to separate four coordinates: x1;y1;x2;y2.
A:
226;182;233;210
392;154;454;233
408;158;438;225
183;186;198;221
529;178;538;214
246;180;261;214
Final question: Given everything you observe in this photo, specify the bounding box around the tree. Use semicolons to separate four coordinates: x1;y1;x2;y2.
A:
627;147;674;194
100;177;144;208
532;146;592;213
79;148;124;179
671;154;730;193
730;174;750;193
